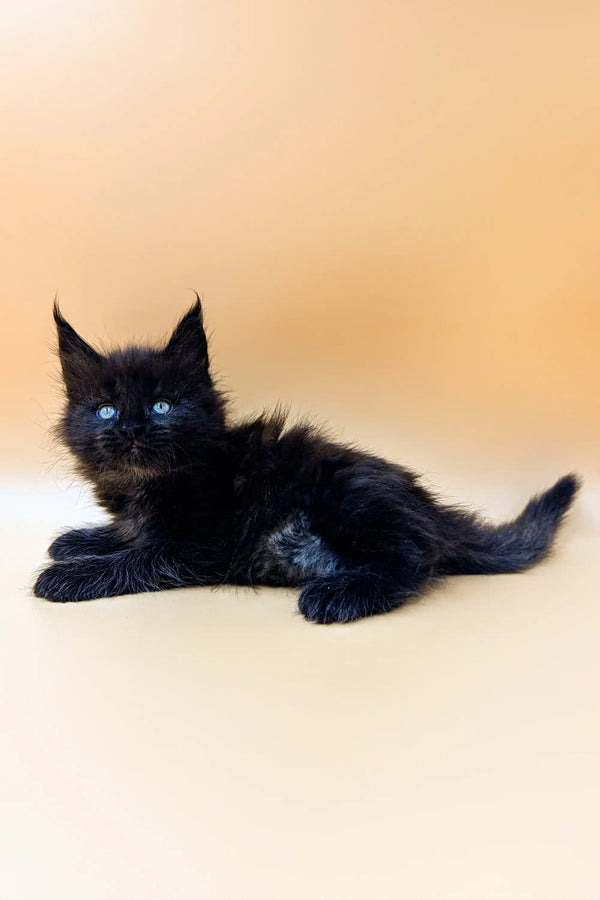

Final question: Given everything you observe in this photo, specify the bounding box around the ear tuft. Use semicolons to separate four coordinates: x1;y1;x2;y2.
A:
164;295;208;365
53;297;66;328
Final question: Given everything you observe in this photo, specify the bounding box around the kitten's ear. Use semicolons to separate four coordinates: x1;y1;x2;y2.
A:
53;301;102;394
164;295;208;367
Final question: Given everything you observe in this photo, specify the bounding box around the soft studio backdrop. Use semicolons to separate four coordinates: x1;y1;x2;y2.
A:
1;3;599;900
1;0;599;478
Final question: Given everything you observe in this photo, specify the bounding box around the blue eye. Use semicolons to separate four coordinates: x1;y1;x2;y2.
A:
97;404;118;420
152;399;172;415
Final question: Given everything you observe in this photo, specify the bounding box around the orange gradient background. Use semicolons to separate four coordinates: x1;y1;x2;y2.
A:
1;0;598;482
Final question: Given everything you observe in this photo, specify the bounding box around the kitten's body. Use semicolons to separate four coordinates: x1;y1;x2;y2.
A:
34;299;579;623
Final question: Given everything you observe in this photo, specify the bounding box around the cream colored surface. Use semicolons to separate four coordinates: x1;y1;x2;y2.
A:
1;1;599;897
2;472;599;900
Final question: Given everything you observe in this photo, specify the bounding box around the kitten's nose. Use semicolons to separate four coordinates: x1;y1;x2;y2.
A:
121;424;145;442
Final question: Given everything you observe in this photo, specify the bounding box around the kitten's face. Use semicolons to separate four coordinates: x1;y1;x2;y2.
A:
54;300;225;481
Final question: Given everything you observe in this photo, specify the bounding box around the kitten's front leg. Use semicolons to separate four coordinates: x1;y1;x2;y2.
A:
48;524;129;560
34;543;222;602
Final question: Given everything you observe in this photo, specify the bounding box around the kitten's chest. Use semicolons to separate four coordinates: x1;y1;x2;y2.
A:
101;475;234;547
161;476;236;542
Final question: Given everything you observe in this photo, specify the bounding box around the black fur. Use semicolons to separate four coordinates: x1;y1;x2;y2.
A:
33;298;580;623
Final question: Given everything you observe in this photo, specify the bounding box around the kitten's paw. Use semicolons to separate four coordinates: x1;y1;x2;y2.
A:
33;561;104;602
298;574;396;624
48;531;82;561
48;526;121;560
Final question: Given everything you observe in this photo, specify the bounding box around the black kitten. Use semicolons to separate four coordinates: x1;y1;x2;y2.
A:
34;298;580;623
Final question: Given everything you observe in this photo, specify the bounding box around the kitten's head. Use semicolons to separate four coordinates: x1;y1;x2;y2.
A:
54;298;227;483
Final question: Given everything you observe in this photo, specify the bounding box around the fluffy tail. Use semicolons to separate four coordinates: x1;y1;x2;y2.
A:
440;474;580;575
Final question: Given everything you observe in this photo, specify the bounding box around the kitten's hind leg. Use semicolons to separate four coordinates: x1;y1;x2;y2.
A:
48;524;129;560
298;567;433;624
263;513;435;621
264;513;345;582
